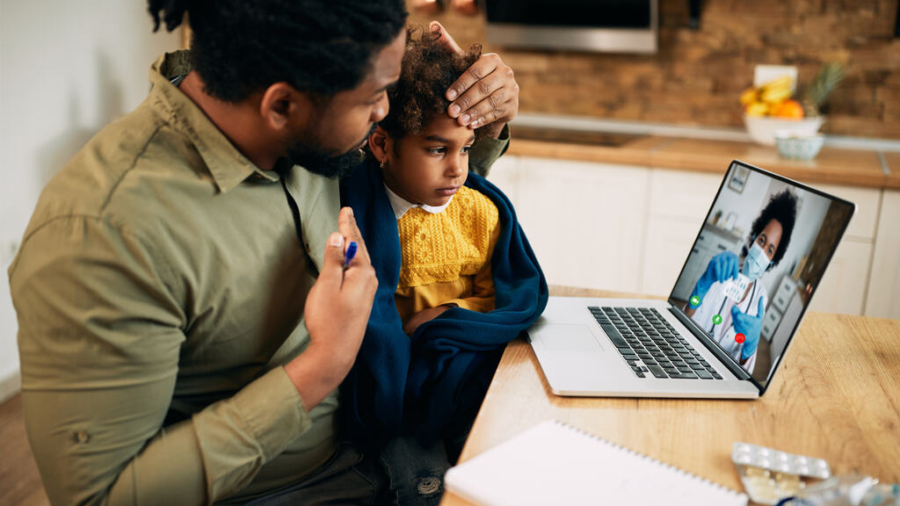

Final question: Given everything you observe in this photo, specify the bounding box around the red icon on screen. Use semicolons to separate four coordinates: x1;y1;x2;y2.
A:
735;333;746;344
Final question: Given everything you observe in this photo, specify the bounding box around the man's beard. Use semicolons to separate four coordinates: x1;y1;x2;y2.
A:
285;124;376;179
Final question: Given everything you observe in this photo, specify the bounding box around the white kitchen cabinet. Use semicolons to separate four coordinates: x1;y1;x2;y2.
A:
864;190;900;319
641;218;703;297
771;276;798;313
761;305;782;341
646;169;725;222
511;157;650;293
641;170;724;297
769;290;805;360
808;238;873;315
483;154;521;206
764;276;800;343
806;184;879;316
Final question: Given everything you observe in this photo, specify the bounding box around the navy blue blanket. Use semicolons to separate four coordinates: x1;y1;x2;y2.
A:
340;159;548;445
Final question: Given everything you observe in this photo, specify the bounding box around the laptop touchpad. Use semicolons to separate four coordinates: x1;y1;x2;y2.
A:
534;324;604;352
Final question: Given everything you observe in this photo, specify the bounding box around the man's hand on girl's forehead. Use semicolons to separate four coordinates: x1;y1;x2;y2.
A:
429;21;520;137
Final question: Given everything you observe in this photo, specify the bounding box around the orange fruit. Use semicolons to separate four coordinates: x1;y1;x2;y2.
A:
773;99;804;119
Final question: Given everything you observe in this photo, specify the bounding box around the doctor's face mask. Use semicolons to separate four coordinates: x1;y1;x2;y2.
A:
742;242;771;281
742;219;783;281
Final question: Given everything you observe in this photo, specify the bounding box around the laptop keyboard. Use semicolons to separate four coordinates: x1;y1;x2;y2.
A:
588;306;723;380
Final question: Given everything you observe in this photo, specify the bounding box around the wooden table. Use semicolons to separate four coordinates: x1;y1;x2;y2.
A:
440;287;900;505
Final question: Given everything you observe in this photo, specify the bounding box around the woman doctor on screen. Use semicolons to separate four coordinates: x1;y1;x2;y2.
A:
684;191;798;374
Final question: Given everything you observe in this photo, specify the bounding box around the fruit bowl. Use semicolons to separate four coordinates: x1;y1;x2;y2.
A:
743;115;824;146
774;131;825;160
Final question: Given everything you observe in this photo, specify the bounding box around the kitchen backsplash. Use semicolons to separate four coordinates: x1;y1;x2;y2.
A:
408;0;900;139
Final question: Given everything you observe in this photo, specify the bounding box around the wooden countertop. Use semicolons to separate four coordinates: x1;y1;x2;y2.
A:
507;132;898;190
885;152;900;190
440;287;900;506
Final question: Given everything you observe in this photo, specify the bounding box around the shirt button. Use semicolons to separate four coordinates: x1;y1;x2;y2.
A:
304;243;311;254
74;430;90;444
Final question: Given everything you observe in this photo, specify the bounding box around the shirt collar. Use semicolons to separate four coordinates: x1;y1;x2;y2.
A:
148;50;280;193
383;183;453;219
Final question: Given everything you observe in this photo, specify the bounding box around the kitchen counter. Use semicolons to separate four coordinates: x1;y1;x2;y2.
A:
885;152;900;189
508;128;897;190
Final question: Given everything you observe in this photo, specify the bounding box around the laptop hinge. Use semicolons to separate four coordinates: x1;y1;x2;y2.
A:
668;307;752;382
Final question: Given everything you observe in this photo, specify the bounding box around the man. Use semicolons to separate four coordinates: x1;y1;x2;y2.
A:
8;1;519;504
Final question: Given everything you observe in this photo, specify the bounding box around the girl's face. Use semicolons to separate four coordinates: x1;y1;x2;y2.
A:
372;114;475;207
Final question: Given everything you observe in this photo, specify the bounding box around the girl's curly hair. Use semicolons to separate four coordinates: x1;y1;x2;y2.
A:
379;27;485;142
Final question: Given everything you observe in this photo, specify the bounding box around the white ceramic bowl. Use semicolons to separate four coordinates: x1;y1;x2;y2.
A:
743;115;824;146
774;131;825;160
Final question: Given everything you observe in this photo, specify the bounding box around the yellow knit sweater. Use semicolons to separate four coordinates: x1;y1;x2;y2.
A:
394;185;501;323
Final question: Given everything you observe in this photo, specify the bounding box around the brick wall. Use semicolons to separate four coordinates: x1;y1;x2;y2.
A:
408;0;900;139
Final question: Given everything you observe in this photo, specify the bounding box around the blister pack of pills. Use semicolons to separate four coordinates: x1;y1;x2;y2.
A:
723;274;751;303
732;442;831;505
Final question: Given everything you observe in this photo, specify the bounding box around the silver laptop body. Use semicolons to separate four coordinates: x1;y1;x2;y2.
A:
528;160;856;399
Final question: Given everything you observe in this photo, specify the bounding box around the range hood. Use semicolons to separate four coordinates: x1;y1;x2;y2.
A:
484;0;658;54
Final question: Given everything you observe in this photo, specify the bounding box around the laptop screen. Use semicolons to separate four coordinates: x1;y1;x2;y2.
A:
667;161;854;393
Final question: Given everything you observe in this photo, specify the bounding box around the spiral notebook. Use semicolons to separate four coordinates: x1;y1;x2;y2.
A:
444;421;747;506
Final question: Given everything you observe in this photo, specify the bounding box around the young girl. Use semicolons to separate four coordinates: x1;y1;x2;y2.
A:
340;27;547;502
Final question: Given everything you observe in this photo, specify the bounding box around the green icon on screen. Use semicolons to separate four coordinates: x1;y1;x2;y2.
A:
712;314;723;325
690;296;701;307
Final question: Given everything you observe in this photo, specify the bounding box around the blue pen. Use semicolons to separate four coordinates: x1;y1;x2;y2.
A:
344;241;358;269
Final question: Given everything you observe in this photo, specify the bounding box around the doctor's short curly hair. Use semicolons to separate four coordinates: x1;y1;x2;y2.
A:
379;26;485;142
749;189;798;268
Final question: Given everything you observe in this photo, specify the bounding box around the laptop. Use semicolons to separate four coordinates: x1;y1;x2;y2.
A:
527;160;855;399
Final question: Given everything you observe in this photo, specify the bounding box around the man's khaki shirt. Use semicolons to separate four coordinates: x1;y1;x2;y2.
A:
8;51;508;505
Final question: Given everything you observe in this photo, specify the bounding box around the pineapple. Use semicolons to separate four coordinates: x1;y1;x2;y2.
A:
800;63;845;117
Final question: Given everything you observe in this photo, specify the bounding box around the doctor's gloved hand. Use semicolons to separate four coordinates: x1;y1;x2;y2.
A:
689;251;740;308
732;298;765;361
